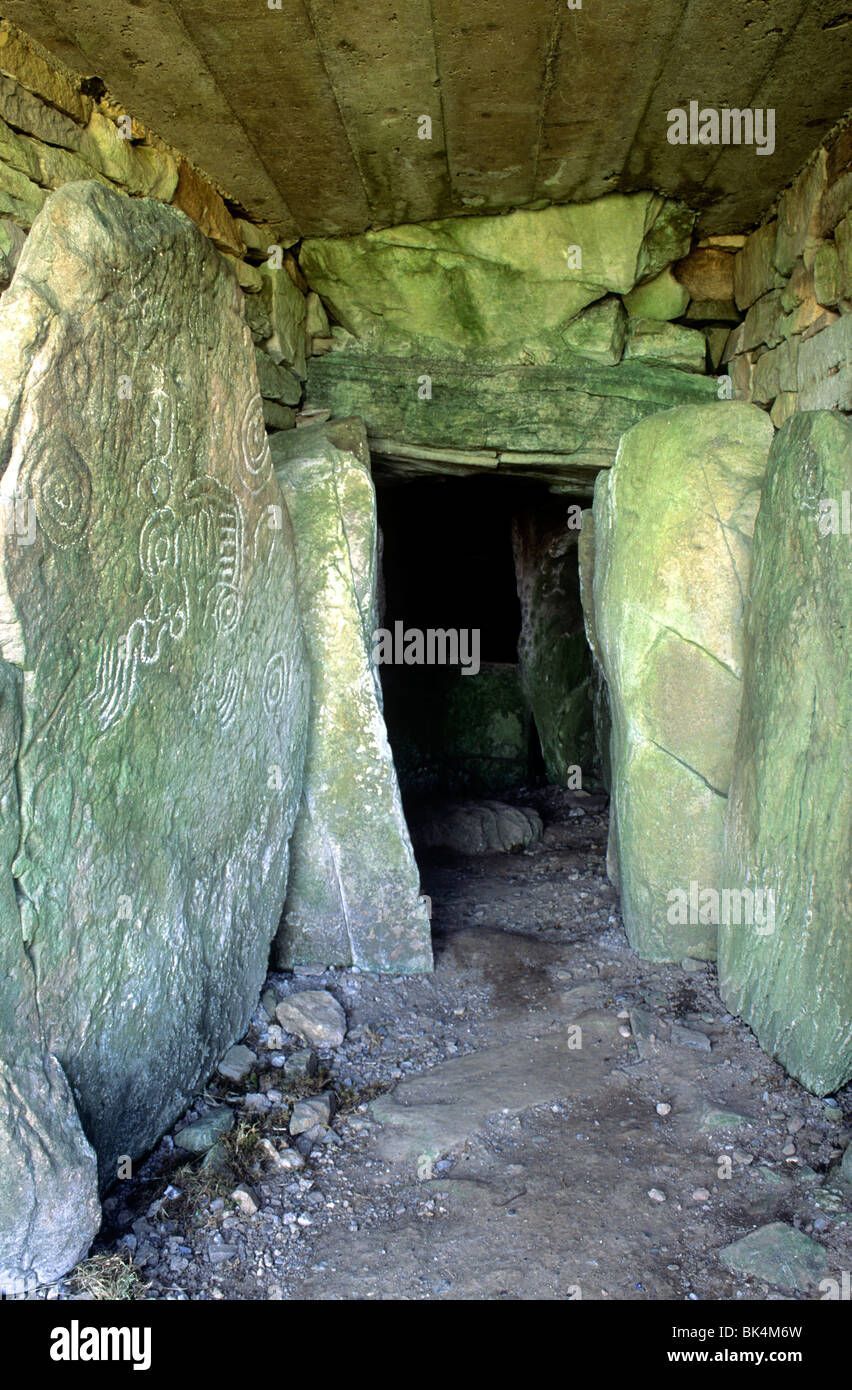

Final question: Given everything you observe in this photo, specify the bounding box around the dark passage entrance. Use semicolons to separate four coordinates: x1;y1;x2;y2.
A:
375;476;593;811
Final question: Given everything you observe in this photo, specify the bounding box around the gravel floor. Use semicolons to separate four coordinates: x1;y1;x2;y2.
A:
36;787;852;1303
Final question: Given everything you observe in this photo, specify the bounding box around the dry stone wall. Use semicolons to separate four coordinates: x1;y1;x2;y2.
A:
0;21;325;436
722;119;852;424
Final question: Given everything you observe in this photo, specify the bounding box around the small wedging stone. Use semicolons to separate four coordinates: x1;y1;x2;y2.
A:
283;1048;319;1079
411;801;543;856
290;1093;335;1136
174;1106;234;1154
230;1184;259;1216
670;1024;712;1052
217;1046;256;1083
275;991;346;1048
718;1222;827;1292
200;1142;232;1177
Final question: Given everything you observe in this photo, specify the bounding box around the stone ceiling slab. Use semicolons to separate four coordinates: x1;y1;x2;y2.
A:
306;0;453;227
1;2;850;237
0;2;296;238
430;0;556;211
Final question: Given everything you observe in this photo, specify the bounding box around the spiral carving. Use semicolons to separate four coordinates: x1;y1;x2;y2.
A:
239;393;272;493
29;436;92;548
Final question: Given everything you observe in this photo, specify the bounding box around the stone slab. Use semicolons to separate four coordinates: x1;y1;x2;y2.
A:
0;181;309;1181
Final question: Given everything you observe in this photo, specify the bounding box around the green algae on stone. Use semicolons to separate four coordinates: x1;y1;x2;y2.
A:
0;181;309;1184
306;347;720;477
301;193;694;362
560;296;626;365
0;660;100;1287
719;1222;827;1293
719;411;852;1096
624;317;707;372
591;403;774;961
624;268;690;321
513;506;594;784
271;419;432;974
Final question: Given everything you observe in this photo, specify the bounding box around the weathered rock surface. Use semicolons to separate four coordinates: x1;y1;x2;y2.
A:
410;801;543;856
589;403;774;960
306;346;719;492
0;181;309;1183
577;508;612;790
624;268;689;321
513;503;594;783
624;318;707;372
720;411;852;1096
290;1093;334;1136
369;1009;623;1163
275;991;347;1049
174;1106;235;1154
271;419;432;973
0;663;100;1289
718;1222;827;1292
217;1046;256;1084
301;194;694;362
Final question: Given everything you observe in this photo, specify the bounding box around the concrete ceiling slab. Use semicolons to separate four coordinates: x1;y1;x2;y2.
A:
4;1;851;237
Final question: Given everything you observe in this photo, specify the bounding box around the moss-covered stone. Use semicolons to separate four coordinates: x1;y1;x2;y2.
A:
624;268;689;320
624;318;707;372
0;661;100;1287
0;182;309;1183
255;348;301;405
301;193;693;363
560;296;626;364
513;505;594;783
591;403;774;960
719;411;852;1096
306;346;719;477
271;420;432;974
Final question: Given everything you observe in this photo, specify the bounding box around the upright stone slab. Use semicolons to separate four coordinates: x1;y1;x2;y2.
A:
512;503;594;784
720;412;852;1095
271;419;432;974
578;508;612;793
0;182;309;1182
592;403;773;960
0;661;100;1288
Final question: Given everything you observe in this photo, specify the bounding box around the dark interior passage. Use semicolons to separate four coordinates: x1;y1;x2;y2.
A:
375;477;593;807
377;477;525;663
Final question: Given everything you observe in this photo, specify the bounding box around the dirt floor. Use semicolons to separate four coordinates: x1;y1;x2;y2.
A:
56;788;852;1302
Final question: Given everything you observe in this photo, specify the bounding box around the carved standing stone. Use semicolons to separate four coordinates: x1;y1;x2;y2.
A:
0;181;309;1183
